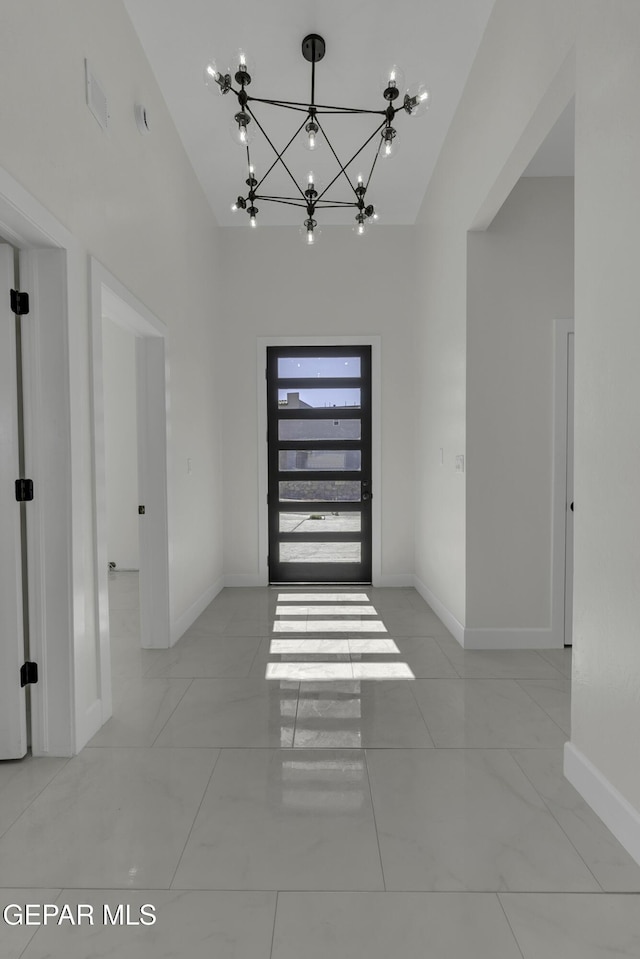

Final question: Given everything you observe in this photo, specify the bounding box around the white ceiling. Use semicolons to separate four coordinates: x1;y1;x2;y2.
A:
123;0;496;227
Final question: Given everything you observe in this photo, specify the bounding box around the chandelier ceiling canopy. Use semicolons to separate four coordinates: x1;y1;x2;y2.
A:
204;34;429;243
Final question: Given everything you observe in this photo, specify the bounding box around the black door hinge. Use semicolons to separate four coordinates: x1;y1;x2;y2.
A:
20;662;38;687
10;290;30;315
15;478;34;502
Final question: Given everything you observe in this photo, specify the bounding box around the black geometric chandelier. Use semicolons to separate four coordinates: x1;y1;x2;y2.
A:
204;34;429;244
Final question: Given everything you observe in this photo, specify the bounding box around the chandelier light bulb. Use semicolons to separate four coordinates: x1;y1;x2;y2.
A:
404;83;430;118
353;213;368;236
304;172;321;201
303;118;320;151
204;61;219;84
381;64;406;100
204;59;229;95
300;218;320;245
380;126;399;159
231;111;255;146
234;49;252;84
231;202;238;212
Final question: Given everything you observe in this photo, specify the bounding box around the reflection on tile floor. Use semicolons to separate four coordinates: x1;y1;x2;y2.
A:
0;571;638;958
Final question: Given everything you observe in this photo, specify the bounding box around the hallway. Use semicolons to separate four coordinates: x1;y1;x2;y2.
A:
1;576;639;957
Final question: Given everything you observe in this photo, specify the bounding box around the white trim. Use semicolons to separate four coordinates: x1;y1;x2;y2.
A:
90;259;172;730
552;318;574;646
413;576;465;646
170;576;225;644
83;699;103;747
463;627;555;649
0;165;79;757
224;574;267;588
564;742;640;868
256;335;382;585
376;574;414;587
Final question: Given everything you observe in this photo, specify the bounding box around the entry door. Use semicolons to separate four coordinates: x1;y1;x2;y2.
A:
0;244;28;758
267;346;372;584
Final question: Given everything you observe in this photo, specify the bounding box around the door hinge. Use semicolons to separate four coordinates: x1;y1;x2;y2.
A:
15;478;34;502
10;289;30;315
20;662;38;687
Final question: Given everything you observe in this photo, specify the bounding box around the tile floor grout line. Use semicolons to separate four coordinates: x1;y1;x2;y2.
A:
246;635;268;678
148;678;196;748
291;679;303;747
405;681;437;748
2;884;640;894
166;746;224;891
268;890;279;959
0;755;73;843
513;678;570;735
363;748;388;892
508;679;571;739
506;747;606;892
495;892;527;959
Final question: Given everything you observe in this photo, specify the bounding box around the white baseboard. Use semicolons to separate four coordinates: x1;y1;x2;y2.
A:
375;574;414;587
463;627;561;650
223;574;268;588
73;699;103;754
564;741;640;868
413;576;465;646
171;576;225;645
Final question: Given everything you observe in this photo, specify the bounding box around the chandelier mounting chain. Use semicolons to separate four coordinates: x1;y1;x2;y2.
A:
204;34;429;242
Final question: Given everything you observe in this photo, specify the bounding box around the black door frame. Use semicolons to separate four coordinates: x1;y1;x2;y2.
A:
267;345;372;584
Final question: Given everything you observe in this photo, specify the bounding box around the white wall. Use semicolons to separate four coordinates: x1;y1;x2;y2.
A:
102;317;139;570
220;227;417;585
0;0;224;750
571;2;640;821
413;0;577;627
414;0;640;848
467;176;574;629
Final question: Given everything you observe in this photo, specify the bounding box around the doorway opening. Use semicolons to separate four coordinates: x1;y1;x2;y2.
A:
101;316;142;683
91;260;171;725
266;345;372;584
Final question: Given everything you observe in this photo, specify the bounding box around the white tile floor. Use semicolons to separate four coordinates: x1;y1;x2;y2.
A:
0;571;639;957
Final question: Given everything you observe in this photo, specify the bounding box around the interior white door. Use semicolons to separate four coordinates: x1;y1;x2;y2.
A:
564;332;575;646
0;243;28;758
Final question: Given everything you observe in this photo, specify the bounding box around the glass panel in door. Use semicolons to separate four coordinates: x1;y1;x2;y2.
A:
267;346;372;583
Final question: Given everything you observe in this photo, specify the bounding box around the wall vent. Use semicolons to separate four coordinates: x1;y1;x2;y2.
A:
85;59;109;131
